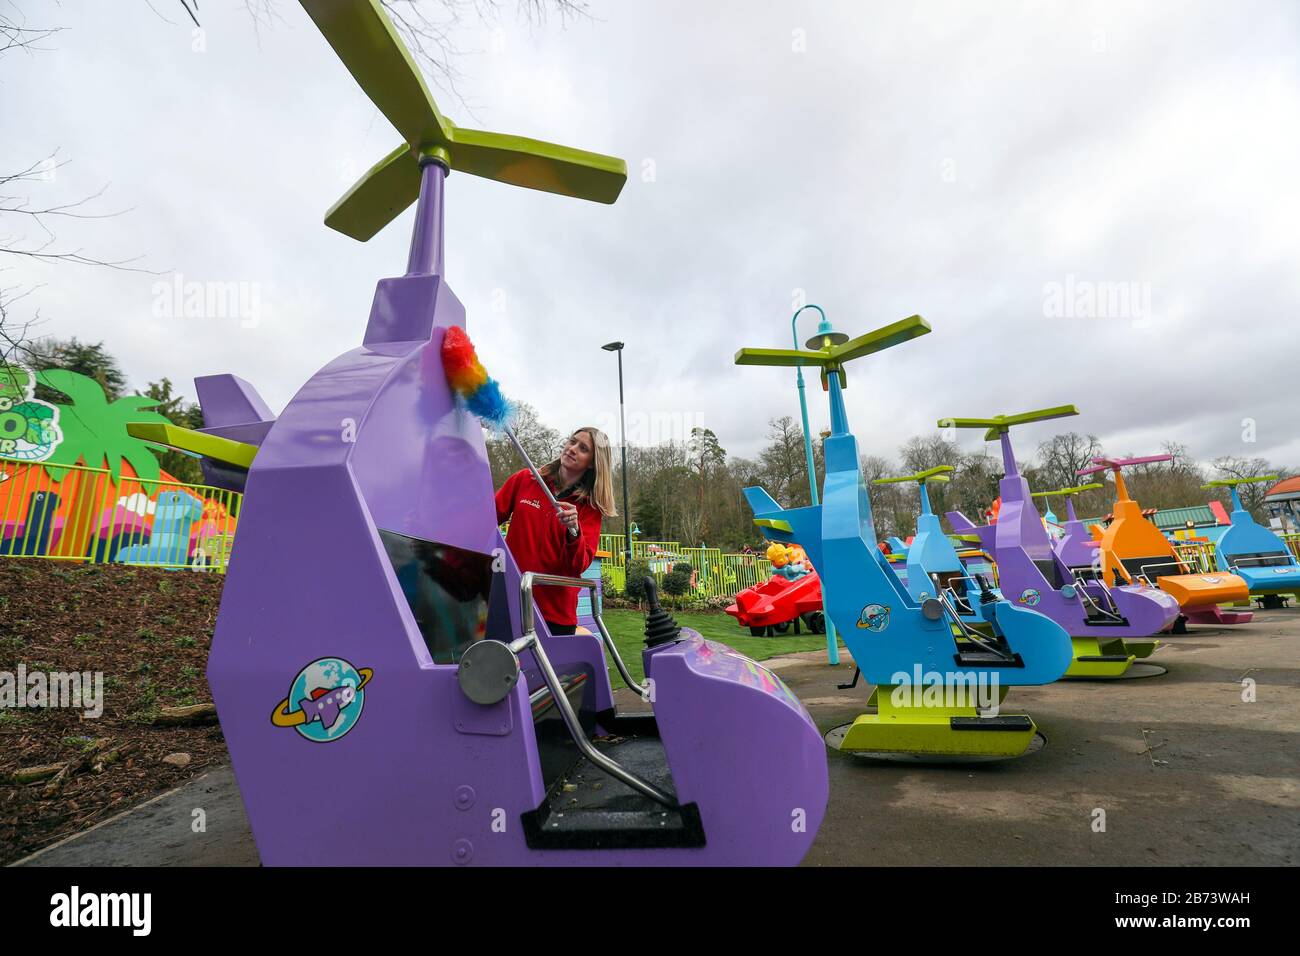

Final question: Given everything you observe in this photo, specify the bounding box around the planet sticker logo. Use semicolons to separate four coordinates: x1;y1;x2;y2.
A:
1200;576;1221;584
271;657;373;743
856;604;890;632
1018;588;1041;607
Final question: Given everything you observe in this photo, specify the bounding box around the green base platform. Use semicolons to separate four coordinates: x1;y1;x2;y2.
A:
1063;635;1162;678
837;684;1037;757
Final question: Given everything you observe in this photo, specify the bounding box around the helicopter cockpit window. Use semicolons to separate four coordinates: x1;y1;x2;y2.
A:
379;529;494;664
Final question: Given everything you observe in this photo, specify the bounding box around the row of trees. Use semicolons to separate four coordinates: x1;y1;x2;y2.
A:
9;337;1293;539
486;408;828;550
494;406;1295;550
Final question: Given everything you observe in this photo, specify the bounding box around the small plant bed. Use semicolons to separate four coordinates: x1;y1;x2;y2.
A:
0;560;226;865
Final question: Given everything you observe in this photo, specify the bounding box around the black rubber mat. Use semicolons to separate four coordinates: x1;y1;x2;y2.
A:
524;723;704;848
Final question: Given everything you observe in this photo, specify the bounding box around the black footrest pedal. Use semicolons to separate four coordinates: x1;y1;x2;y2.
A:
949;715;1034;732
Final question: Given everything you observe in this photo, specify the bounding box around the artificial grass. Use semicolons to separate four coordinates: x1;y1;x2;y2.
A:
598;608;836;683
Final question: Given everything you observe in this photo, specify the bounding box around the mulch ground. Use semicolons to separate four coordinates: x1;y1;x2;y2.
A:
0;560;227;865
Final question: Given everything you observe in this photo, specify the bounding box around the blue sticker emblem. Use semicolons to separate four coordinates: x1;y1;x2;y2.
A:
271;657;373;743
1018;587;1041;606
856;604;890;632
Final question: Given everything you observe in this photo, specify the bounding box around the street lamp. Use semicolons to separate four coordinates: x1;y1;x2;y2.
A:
602;341;633;570
792;304;846;665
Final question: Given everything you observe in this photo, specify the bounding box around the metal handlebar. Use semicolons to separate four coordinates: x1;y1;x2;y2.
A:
1229;553;1291;568
1138;558;1187;583
929;573;1014;660
513;572;675;808
518;572;644;695
1068;568;1124;620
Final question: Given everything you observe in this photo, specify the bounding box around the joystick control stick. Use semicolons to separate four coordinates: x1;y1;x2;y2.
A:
643;576;682;648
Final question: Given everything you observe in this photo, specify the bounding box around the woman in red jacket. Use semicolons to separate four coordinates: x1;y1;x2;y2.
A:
496;426;617;635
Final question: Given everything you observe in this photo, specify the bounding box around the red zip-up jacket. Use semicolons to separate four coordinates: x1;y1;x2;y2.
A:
496;469;604;627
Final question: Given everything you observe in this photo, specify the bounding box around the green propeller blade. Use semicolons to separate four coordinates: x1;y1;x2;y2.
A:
300;0;449;149
832;316;932;362
1202;475;1278;489
735;315;930;387
938;405;1079;441
874;465;954;486
325;143;422;241
301;0;627;241
445;126;626;203
1030;482;1103;499
126;423;258;469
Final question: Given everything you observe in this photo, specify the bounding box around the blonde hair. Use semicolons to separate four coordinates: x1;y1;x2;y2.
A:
539;426;619;518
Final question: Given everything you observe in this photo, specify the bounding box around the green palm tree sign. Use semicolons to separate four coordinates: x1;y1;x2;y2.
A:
30;368;173;560
34;368;171;483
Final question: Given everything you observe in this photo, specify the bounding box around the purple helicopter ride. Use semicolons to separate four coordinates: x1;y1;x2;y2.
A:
944;407;1179;679
150;0;828;866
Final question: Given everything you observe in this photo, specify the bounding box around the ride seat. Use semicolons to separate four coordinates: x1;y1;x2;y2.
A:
1120;556;1185;584
1033;558;1069;589
528;670;591;722
1229;550;1294;568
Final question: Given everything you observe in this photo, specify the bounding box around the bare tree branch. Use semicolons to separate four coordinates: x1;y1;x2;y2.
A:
0;281;47;369
0;8;64;58
0;240;154;272
218;1;593;113
378;0;591;109
0;148;153;272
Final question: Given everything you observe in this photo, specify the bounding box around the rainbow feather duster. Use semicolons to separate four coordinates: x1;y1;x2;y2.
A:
441;326;514;430
440;325;574;534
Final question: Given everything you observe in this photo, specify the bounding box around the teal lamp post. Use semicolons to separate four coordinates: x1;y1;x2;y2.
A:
792;304;846;665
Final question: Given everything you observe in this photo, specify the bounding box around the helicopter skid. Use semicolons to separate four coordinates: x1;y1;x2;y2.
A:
1183;604;1254;626
833;687;1038;758
1063;636;1134;678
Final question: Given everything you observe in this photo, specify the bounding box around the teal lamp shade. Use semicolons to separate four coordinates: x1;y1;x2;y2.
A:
805;319;849;350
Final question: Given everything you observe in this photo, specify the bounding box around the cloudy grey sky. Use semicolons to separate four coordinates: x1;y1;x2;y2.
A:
4;0;1298;471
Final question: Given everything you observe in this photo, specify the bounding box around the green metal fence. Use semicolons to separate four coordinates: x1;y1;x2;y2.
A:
601;543;773;603
1171;540;1217;573
599;535;707;564
0;458;241;572
1174;536;1300;579
1283;533;1300;561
